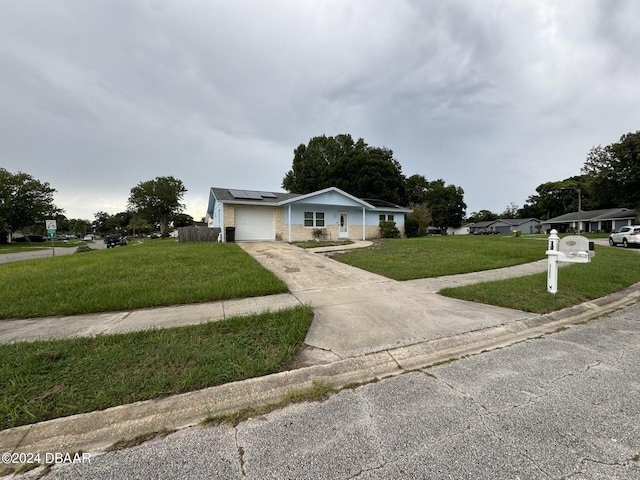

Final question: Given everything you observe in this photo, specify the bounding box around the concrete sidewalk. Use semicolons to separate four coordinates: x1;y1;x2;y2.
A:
3;239;640;464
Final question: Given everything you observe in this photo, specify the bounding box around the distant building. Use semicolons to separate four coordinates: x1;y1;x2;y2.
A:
464;218;542;235
541;208;636;233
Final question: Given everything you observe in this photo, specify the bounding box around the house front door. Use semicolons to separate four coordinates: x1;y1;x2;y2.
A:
339;212;348;238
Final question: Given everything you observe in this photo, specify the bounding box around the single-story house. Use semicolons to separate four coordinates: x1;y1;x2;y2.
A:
494;218;542;234
205;187;411;242
542;208;637;233
468;220;499;234
468;218;541;235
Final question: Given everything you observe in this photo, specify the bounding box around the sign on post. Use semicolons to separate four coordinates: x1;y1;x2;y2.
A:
46;220;57;237
45;219;57;256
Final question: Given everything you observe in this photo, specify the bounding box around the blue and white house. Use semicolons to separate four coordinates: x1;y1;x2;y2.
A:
206;186;411;242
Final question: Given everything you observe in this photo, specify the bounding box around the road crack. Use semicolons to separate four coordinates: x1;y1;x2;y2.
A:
234;427;246;477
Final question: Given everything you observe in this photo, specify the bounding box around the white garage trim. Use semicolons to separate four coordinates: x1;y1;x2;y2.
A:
234;207;275;241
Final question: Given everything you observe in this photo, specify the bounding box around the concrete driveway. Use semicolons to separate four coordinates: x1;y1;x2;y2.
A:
239;242;541;363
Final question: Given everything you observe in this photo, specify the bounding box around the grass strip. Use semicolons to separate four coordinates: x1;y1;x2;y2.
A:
0;305;313;430
0;240;288;319
440;246;640;313
333;235;546;280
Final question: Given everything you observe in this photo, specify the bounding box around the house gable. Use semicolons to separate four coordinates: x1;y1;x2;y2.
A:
278;187;372;208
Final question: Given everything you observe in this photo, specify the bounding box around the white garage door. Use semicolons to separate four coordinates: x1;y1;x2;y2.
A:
234;208;275;241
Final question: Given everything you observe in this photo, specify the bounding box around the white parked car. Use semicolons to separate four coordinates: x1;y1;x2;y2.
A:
609;226;640;248
83;235;94;241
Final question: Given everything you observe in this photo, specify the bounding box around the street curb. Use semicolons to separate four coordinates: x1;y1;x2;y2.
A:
3;282;640;460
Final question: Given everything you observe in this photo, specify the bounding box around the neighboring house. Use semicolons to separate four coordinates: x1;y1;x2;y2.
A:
205;186;411;242
468;218;541;235
542;208;637;233
494;218;541;234
469;220;499;234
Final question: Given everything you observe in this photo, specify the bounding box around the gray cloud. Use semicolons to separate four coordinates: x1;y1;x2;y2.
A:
1;0;639;221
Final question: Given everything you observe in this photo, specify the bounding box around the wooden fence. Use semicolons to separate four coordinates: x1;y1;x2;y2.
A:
178;226;221;243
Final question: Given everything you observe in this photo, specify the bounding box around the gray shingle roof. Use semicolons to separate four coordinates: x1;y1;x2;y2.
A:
210;188;300;204
544;208;635;223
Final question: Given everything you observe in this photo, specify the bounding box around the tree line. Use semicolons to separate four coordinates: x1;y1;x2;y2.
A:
3;129;637;242
0;172;190;242
282;134;466;234
286;131;640;230
473;130;640;222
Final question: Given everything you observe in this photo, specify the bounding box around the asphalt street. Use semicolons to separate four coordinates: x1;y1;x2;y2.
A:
25;301;640;480
0;240;106;264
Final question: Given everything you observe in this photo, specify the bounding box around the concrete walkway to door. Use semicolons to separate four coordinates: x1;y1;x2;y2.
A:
238;242;543;364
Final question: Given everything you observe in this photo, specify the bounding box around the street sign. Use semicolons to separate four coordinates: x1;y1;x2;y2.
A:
45;219;57;257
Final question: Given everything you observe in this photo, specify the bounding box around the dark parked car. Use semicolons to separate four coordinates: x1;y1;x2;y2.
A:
104;234;127;248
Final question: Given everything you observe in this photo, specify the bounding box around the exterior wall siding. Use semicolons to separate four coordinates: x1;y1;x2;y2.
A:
274;207;286;241
223;204;235;229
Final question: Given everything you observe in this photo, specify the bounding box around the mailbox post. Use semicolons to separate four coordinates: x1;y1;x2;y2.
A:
547;230;560;294
546;229;594;294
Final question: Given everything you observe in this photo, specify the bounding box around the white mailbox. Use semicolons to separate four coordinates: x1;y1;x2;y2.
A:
558;235;591;263
546;230;594;294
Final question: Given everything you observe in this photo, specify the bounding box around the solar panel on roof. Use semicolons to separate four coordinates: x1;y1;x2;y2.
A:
228;189;277;200
242;190;263;200
228;189;248;199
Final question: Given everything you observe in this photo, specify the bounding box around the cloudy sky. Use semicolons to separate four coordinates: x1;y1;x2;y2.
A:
2;0;639;222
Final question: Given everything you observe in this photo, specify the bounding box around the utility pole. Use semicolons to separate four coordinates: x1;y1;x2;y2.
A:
577;188;581;234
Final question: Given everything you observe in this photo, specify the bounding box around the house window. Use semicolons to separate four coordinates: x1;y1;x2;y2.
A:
304;212;314;227
379;214;395;222
304;212;325;227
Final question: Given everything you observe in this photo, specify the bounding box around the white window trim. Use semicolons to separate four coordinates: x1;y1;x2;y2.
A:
304;211;325;228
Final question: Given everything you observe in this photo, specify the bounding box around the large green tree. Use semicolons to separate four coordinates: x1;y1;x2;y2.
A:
128;176;186;236
581;131;640;209
93;211;111;236
0;168;61;242
282;134;407;205
519;176;588;220
405;174;430;205
467;210;499;223
422;179;466;232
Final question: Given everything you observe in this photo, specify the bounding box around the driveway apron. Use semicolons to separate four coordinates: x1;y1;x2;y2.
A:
238;242;540;362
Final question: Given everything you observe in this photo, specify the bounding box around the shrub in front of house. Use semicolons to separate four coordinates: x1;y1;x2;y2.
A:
379;221;400;238
405;218;420;238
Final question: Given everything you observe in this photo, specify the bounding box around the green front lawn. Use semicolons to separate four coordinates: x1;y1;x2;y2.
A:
333;235;640;314
0;241;288;319
0;306;313;429
441;245;640;313
333;235;547;280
